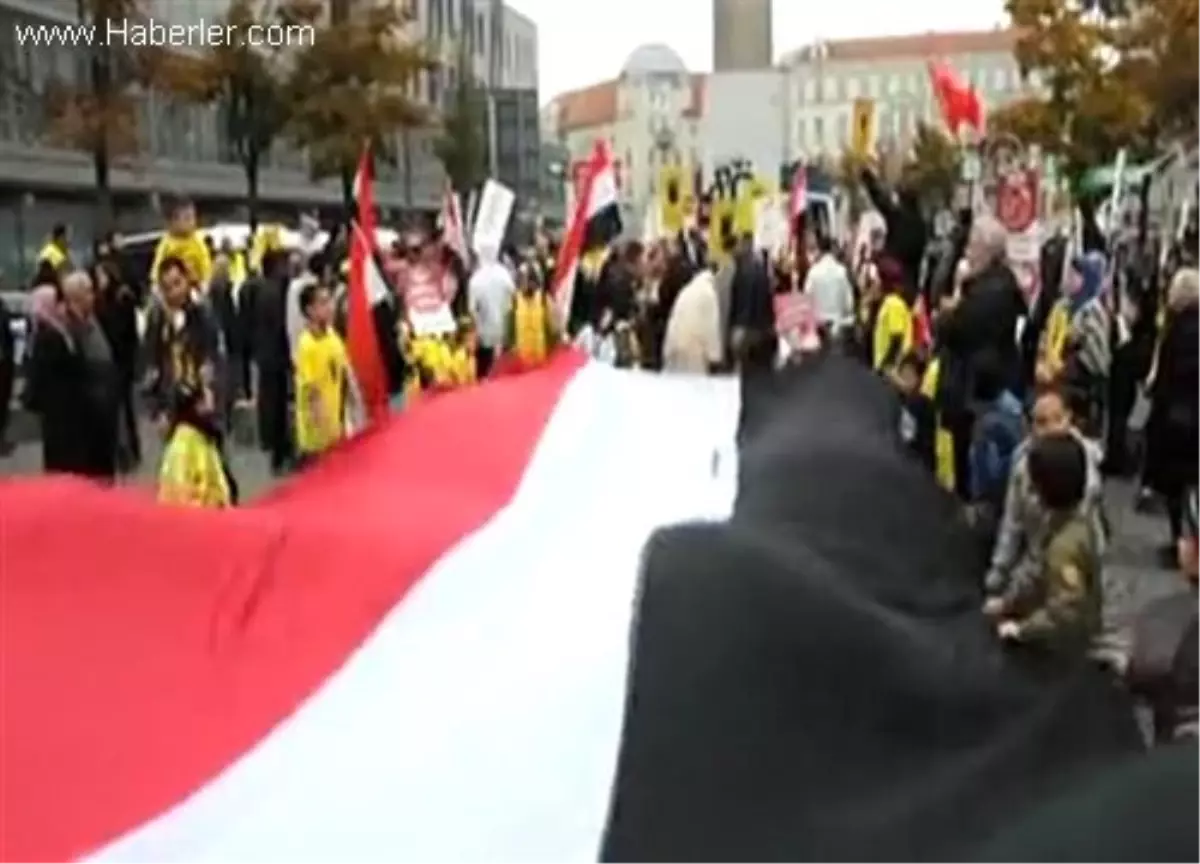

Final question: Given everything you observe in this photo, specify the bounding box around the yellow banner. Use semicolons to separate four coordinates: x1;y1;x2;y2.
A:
851;98;877;159
658;164;686;235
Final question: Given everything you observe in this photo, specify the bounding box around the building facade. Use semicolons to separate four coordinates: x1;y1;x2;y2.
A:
542;44;704;225
712;0;772;72
544;29;1033;227
782;30;1030;160
0;0;540;277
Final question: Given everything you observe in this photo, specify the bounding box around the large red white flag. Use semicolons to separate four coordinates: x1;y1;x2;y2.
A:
0;354;740;863
0;356;1150;862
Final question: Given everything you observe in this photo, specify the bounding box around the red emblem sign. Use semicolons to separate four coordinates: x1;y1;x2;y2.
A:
996;171;1037;234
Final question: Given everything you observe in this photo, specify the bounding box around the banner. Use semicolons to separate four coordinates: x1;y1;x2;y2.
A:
471;179;515;257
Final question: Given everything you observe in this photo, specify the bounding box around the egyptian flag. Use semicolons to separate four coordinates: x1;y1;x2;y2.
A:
347;148;392;422
928;59;984;136
551;139;622;322
0;355;1165;862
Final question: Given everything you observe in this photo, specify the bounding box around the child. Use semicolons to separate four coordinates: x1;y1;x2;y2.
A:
992;432;1103;660
158;381;237;507
985;385;1106;603
294;281;350;464
968;350;1024;533
893;351;936;472
150;198;212;291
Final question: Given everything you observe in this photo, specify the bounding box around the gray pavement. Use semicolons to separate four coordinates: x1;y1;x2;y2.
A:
1;423;1188;648
1;415;280;501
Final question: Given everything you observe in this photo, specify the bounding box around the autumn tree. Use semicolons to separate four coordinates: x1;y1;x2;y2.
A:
1000;0;1193;193
161;0;301;232
286;0;436;211
1114;0;1199;145
43;0;173;228
899;122;962;211
434;42;488;196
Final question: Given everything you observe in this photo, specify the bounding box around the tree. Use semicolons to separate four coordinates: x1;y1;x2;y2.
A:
1115;0;1199;145
1000;0;1191;193
434;42;488;196
285;0;436;211
160;0;300;232
44;0;172;228
899;122;962;211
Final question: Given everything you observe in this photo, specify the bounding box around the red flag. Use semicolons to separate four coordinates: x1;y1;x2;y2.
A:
928;60;984;135
348;147;389;424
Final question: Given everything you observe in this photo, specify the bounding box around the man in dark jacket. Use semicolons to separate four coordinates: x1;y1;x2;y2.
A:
861;168;928;299
239;250;293;475
935;213;1027;498
728;233;776;372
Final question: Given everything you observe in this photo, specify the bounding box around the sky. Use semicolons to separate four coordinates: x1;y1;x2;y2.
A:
513;0;1009;102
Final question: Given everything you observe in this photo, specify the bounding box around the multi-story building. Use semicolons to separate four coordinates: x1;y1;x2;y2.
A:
782;30;1030;160
0;0;513;277
542;43;704;225
712;0;772;72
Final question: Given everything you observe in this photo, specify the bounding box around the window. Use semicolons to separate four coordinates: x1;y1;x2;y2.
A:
867;74;880;98
836;112;848;146
993;67;1007;91
822;77;837;101
803;78;816;102
796;117;806;147
845;76;860;99
475;11;484;49
887;75;899;96
812;116;824;148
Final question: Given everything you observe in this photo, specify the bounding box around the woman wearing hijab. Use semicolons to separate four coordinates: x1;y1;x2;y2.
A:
1039;251;1111;439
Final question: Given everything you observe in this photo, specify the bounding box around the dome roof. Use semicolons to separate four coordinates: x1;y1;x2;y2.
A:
620;43;688;77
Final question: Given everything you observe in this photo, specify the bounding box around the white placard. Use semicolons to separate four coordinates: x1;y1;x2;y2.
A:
408;303;457;337
471;179;515;257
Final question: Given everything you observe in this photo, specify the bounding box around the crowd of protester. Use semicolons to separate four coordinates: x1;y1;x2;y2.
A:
0;171;1196;740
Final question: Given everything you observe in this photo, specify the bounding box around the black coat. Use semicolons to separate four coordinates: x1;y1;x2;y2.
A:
1145;304;1199;497
27;323;118;478
95;284;140;385
936;259;1027;407
861;169;928;300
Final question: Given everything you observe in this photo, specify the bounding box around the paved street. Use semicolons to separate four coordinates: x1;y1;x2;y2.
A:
0;419;1188;651
1;416;280;501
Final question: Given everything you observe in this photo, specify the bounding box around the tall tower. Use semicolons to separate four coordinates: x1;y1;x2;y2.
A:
712;0;772;71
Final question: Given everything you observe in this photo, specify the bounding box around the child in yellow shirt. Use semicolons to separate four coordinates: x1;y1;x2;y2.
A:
150;198;212;290
293;281;351;463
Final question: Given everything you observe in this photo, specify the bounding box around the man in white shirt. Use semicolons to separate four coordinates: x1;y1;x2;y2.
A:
803;233;855;343
663;267;722;375
467;244;515;377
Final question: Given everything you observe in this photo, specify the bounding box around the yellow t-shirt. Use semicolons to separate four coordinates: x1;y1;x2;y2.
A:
294;327;350;455
38;242;68;271
873;293;913;371
151;232;213;287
